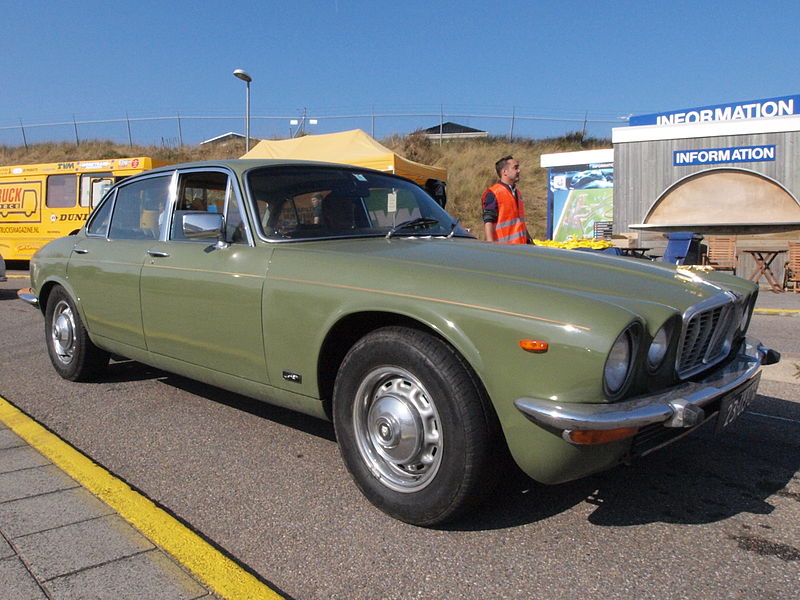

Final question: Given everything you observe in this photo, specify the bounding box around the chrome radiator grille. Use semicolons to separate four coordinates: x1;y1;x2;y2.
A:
676;294;738;379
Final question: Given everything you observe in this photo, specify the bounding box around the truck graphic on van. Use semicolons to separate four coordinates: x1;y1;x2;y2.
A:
0;182;40;219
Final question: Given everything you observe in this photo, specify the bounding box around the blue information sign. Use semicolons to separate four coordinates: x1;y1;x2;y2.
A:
673;145;776;166
631;95;799;127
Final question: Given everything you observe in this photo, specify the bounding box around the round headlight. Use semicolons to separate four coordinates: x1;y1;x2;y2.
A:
647;326;669;371
604;328;635;395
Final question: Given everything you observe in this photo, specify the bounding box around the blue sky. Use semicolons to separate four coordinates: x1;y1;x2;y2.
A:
2;0;798;145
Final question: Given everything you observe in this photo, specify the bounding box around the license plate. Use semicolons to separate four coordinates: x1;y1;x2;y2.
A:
715;372;761;433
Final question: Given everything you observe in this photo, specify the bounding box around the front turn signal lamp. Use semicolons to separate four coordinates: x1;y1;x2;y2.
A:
564;427;640;445
519;339;549;353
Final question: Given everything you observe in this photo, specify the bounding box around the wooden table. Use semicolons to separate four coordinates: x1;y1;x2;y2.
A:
741;248;787;293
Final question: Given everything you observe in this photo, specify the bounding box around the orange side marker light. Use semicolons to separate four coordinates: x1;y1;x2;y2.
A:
565;428;640;445
519;339;549;353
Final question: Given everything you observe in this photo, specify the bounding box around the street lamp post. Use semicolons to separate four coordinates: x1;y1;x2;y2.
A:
233;69;252;152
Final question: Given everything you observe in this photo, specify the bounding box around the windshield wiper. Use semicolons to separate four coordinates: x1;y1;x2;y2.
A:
385;217;440;239
447;218;461;239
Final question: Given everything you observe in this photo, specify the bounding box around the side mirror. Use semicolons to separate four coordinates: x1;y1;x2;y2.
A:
182;212;224;239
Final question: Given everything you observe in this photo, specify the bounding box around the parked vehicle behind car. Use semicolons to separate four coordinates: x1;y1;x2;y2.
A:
19;159;779;526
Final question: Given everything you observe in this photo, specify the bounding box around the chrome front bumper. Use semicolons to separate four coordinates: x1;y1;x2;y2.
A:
515;338;779;435
17;287;39;309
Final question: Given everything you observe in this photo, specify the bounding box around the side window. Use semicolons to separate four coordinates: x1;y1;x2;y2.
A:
171;171;244;243
91;178;113;208
108;175;171;240
177;172;227;212
79;173;113;208
46;174;77;208
86;193;114;237
225;183;247;244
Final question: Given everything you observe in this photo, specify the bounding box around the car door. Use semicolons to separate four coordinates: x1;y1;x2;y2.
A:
139;168;271;383
67;173;172;350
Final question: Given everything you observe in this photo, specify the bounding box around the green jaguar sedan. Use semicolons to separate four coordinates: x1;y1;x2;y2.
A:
19;159;779;526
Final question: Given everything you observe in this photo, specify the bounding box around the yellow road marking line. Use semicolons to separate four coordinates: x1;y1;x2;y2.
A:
0;395;283;600
754;308;800;315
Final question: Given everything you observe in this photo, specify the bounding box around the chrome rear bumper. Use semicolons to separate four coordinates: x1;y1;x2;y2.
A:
515;338;779;433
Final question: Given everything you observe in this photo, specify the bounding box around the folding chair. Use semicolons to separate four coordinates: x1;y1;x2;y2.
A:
702;236;738;273
784;241;800;293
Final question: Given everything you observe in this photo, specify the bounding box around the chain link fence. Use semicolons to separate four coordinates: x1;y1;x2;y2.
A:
1;108;625;147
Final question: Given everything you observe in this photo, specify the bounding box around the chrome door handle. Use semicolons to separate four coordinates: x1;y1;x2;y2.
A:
73;248;89;254
147;250;170;257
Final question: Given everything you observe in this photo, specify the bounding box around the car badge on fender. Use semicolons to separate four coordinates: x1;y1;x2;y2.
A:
282;371;302;383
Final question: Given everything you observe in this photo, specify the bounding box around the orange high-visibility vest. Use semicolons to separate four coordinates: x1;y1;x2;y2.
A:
488;183;528;244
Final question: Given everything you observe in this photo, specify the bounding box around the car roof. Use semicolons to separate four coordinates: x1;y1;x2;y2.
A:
143;158;388;178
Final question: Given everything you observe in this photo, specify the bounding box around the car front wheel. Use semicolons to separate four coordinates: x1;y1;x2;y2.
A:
44;286;109;381
333;327;498;526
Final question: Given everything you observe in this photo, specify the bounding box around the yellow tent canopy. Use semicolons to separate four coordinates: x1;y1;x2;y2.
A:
240;129;446;185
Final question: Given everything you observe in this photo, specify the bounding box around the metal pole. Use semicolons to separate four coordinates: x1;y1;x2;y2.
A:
233;69;253;152
177;112;184;146
126;113;133;147
73;115;80;146
19;119;28;150
582;110;588;140
244;80;250;151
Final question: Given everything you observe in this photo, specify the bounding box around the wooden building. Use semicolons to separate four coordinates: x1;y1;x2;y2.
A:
613;116;800;237
610;98;800;282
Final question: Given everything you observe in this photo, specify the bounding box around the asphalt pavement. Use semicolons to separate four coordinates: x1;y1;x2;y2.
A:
1;274;798;599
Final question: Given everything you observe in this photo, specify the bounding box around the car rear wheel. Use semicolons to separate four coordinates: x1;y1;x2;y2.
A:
333;326;498;526
45;286;109;381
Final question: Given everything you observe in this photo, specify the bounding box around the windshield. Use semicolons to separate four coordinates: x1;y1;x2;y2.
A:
245;166;469;241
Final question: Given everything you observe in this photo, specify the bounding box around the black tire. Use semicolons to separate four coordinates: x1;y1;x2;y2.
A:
333;326;498;526
44;286;109;381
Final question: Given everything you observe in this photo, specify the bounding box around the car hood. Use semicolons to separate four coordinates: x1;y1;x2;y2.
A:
280;237;750;318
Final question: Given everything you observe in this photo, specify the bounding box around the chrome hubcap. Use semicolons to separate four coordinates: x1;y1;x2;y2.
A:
50;300;76;365
353;367;442;492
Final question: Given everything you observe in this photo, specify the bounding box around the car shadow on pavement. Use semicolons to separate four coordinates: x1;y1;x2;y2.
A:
103;358;337;442
101;358;177;384
448;394;799;531
153;367;337;443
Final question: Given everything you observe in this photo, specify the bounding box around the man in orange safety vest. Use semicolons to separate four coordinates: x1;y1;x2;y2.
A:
481;155;532;244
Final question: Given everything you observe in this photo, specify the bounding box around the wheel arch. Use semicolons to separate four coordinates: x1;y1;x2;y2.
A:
316;311;491;424
37;279;94;342
37;278;69;316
